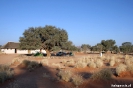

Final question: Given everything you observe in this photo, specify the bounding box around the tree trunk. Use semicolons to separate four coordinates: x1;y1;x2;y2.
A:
45;50;51;57
40;49;42;53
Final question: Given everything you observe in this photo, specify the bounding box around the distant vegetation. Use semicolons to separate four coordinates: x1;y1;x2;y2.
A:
19;25;133;55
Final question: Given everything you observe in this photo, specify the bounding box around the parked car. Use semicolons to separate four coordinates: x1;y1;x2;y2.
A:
56;52;67;56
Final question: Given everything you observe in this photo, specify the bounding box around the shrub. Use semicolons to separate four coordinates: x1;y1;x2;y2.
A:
22;60;30;66
75;62;87;68
21;60;39;71
109;60;115;66
106;56;111;62
125;59;131;65
127;64;133;72
34;52;43;56
0;65;14;83
115;59;121;63
28;61;39;70
95;59;103;68
90;68;112;80
41;59;48;66
116;64;127;75
110;56;115;61
57;70;72;82
87;62;96;68
72;74;84;88
65;61;75;67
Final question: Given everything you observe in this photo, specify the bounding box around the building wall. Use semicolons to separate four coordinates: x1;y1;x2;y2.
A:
17;50;28;54
1;49;46;54
1;49;15;54
31;50;46;54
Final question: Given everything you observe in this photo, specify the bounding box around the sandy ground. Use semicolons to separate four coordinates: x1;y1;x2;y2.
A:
0;53;133;88
0;54;18;65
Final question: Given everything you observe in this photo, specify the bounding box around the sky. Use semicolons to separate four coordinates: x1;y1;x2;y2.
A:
0;0;133;46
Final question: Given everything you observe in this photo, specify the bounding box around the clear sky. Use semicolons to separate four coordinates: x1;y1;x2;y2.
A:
0;0;133;46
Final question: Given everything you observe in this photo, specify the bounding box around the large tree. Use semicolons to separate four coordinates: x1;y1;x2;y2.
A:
101;39;116;52
19;25;68;56
119;42;132;54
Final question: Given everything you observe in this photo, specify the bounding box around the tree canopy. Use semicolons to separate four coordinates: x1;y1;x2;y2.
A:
19;25;69;56
119;42;132;54
101;39;116;51
81;44;91;52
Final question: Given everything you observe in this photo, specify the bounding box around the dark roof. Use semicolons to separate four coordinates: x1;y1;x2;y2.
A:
1;42;19;49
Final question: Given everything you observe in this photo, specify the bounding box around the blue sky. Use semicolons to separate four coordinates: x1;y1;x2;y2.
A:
0;0;133;46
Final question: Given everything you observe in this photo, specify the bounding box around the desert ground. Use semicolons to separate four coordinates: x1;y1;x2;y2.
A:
0;53;133;88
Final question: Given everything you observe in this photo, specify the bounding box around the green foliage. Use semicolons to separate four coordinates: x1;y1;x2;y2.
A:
91;68;112;80
0;65;14;83
96;43;103;52
119;42;132;54
34;52;43;56
112;45;119;53
101;39;116;51
51;46;61;51
19;25;68;52
90;46;97;51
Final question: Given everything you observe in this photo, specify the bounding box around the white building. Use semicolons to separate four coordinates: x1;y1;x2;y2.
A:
1;42;46;54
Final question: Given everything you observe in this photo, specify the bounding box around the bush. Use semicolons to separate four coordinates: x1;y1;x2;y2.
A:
115;59;121;63
87;62;96;68
28;61;39;70
116;64;127;76
34;52;43;56
65;61;75;67
21;60;39;71
91;68;112;80
95;59;103;68
127;64;133;72
22;60;30;66
109;60;115;66
0;65;14;83
125;59;131;65
75;62;87;68
57;70;72;82
72;74;84;88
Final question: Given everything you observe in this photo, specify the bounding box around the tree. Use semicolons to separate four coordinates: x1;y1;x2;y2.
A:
96;43;103;53
19;25;68;56
81;44;91;53
90;46;97;52
112;45;119;54
119;42;132;54
101;39;116;52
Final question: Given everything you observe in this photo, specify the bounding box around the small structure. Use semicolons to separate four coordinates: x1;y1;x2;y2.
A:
100;52;102;57
1;42;46;54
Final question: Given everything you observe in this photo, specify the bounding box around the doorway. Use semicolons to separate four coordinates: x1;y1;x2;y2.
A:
15;49;17;53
